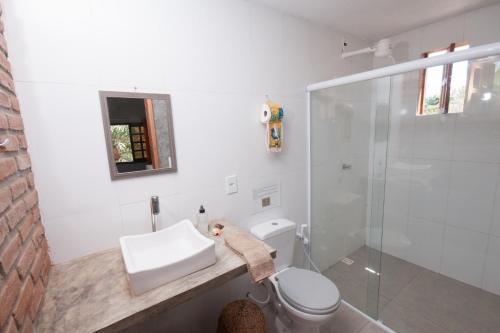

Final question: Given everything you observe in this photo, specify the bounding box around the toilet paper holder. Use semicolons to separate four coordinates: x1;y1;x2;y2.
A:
260;99;284;153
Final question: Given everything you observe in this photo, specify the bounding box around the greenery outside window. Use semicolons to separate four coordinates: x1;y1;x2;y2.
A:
111;125;133;162
417;43;470;115
111;124;148;163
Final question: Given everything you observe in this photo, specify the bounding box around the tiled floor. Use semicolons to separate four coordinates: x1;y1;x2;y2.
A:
320;303;391;333
323;246;500;333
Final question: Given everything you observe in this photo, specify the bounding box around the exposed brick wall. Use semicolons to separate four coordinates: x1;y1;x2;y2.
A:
0;4;51;333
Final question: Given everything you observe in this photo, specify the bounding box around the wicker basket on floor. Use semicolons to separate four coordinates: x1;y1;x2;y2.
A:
217;299;266;333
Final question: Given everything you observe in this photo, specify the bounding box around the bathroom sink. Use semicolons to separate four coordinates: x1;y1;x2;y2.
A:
119;219;216;295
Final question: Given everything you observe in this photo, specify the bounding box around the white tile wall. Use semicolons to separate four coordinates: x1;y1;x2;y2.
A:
3;0;371;263
381;210;409;261
492;178;500;238
446;161;497;234
412;115;456;160
483;235;500;295
453;105;500;163
409;159;450;224
379;2;500;295
387;75;417;158
464;4;500;47
383;158;411;218
441;226;488;288
406;217;445;272
420;15;465;52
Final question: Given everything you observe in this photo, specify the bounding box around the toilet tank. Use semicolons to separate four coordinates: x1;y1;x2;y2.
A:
250;219;296;271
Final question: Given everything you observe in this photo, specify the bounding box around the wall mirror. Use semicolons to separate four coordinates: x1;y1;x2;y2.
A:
99;91;177;180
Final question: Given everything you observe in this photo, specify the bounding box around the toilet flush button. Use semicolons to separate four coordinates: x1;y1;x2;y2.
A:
252;182;281;213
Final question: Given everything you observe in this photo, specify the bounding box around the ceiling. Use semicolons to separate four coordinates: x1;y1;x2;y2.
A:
250;0;500;40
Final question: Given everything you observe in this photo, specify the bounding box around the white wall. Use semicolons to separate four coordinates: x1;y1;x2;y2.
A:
375;2;500;66
379;3;500;296
2;0;371;263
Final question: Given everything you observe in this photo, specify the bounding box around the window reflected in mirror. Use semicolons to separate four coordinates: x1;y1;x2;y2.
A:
100;92;177;180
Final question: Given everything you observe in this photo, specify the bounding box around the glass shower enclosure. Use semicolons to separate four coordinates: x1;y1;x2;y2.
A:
307;42;500;331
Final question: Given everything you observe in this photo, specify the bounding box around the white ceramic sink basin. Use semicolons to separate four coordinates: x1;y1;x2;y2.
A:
119;219;216;295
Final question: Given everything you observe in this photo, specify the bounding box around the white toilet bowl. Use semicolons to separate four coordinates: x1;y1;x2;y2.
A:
250;219;341;333
268;267;340;333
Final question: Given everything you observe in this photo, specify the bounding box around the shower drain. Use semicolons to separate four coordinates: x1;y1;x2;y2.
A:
341;257;354;266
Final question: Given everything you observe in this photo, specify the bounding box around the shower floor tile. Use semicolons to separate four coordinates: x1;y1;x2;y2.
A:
323;246;500;333
264;300;392;333
319;302;392;333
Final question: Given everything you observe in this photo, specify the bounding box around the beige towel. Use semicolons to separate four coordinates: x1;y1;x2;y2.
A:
225;232;275;283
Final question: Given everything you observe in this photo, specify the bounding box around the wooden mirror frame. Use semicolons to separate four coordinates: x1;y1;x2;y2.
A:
99;91;178;180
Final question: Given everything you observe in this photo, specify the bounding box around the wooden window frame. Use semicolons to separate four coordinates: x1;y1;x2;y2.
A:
113;123;150;164
128;123;149;162
417;42;468;115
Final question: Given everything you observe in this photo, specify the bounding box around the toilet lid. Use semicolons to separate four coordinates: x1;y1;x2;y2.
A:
276;267;341;315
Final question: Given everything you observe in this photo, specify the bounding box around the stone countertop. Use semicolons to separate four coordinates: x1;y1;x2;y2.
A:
36;223;276;333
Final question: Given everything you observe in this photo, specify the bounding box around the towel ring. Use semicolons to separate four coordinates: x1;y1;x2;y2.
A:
0;138;10;147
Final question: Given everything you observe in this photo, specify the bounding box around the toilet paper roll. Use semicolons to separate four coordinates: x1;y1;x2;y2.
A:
260;103;271;123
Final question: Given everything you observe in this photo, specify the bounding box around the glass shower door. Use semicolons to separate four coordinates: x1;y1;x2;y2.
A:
377;55;500;333
309;76;391;319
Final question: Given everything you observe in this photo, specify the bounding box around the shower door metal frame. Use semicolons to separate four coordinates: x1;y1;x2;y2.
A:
307;41;500;92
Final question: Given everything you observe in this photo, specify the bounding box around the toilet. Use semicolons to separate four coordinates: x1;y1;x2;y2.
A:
250;219;341;333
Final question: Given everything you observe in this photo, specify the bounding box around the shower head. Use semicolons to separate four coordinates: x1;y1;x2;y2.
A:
373;39;392;57
341;38;393;59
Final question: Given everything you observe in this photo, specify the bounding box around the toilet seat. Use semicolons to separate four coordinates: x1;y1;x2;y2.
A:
274;267;341;315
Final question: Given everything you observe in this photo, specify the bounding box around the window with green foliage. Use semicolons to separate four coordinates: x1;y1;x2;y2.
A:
417;43;469;115
110;125;133;162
